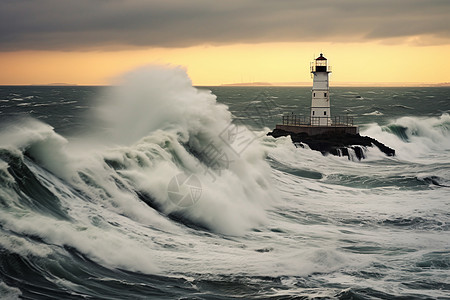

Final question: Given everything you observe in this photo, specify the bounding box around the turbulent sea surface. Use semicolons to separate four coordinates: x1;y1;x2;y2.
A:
0;66;449;299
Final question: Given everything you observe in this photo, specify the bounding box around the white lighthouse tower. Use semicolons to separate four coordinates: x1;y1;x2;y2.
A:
310;53;331;126
275;53;358;136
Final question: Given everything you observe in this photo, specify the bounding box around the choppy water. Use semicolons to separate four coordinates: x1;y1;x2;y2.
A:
0;66;449;299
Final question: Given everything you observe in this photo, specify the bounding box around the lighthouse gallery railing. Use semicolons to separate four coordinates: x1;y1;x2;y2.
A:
281;114;354;127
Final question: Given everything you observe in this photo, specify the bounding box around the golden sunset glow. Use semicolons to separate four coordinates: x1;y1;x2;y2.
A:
2;42;450;86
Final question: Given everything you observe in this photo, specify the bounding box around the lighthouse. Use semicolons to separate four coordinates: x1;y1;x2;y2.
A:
310;53;331;126
269;54;395;159
273;53;358;137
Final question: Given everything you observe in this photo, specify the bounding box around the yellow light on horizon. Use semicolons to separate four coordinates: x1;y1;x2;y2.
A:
1;42;449;86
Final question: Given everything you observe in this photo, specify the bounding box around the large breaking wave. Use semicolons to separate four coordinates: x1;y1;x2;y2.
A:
361;113;450;162
0;65;277;284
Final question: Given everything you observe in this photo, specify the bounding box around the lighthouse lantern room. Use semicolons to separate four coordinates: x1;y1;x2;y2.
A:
310;53;331;126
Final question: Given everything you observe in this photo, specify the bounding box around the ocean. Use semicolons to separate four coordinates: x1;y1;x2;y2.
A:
0;66;449;299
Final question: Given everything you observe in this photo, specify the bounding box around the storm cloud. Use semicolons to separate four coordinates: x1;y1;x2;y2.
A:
1;0;449;51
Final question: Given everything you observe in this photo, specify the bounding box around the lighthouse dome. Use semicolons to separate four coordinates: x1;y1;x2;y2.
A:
316;53;327;60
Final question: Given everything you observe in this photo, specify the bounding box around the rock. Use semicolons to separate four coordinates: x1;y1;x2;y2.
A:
267;128;395;160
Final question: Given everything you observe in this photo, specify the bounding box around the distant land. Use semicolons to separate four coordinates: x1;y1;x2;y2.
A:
37;83;78;86
221;81;450;87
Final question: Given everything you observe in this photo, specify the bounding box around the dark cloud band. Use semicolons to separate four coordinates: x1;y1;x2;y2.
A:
1;0;449;51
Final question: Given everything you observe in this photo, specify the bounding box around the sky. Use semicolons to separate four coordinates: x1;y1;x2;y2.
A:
1;0;450;86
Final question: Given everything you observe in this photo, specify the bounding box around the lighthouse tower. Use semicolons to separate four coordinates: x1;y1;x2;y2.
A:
310;53;331;126
274;53;358;137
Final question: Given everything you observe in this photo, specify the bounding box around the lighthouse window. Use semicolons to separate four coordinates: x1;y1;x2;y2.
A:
324;111;327;115
312;111;315;115
313;93;315;97
324;92;327;97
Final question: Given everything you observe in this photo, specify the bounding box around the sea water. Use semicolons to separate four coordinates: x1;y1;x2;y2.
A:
0;66;449;299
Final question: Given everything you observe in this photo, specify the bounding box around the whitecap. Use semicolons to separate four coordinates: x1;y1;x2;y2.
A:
363;111;384;116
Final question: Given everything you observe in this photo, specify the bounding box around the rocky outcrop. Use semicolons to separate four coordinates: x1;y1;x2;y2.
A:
268;128;395;160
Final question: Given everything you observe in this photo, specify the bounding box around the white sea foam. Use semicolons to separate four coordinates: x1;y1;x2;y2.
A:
363;110;383;116
0;281;22;300
0;65;277;239
0;65;280;280
0;210;159;273
86;65;276;235
362;113;450;161
0;233;53;257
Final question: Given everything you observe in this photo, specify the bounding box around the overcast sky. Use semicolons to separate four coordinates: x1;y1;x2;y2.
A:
1;0;449;51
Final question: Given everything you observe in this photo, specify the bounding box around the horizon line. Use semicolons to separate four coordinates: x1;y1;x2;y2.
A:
1;81;449;88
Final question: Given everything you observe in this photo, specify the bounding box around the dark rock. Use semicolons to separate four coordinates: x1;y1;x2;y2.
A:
267;128;395;160
352;146;365;159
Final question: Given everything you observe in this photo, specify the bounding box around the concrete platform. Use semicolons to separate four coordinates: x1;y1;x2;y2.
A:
275;124;359;136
